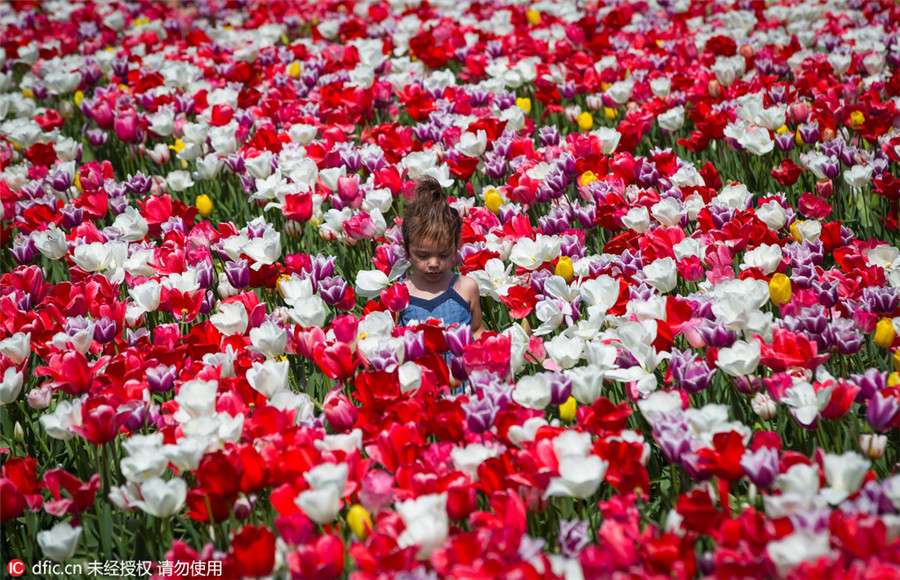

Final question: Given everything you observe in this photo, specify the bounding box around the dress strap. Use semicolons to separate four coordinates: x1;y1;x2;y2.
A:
449;273;459;290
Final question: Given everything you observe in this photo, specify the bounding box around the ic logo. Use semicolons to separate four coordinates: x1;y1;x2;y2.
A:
7;560;25;577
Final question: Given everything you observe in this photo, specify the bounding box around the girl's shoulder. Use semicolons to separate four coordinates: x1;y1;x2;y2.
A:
453;274;479;301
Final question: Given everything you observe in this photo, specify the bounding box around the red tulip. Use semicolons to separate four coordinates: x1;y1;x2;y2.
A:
71;397;127;444
336;174;362;207
197;451;241;499
44;469;100;516
0;457;43;520
323;389;358;433
166;288;205;322
499;284;537;318
820;379;861;420
314;341;358;381
771;158;805;187
210;103;234;126
282;191;313;222
0;478;26;522
757;328;829;372
288;534;344;579
35;350;110;397
186;489;231;523
676;486;723;535
798;192;832;219
230;525;275;578
462;333;511;377
380;283;409;313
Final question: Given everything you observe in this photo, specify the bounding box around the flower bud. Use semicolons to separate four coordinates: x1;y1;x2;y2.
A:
14;421;24;442
815;179;833;199
769;273;792;305
346;504;373;539
27;385;53;409
555;256;574;283
874;318;896;348
515;98;531;115
195;194;213;218
484;189;503;214
576;112;593;131
233;495;254;520
859;433;886;460
323;391;358;433
559;396;577;421
751;392;777;419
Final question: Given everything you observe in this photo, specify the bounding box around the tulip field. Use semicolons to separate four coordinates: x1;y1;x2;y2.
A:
5;0;900;577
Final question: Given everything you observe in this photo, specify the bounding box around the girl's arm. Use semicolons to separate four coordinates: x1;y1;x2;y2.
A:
459;275;484;339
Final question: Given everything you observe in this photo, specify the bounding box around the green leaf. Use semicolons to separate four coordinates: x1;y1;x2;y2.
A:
100;502;113;560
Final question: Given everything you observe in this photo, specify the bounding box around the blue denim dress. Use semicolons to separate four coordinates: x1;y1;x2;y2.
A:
399;274;472;327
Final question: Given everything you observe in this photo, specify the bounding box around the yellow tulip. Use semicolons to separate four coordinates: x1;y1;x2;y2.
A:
768;273;792;305
888;372;900;387
74;90;85;107
789;220;803;242
795;131;804;146
576;111;593;131
526;9;541;25
874;318;896;349
579;171;598;187
894;349;900;372
169;139;186;154
516;97;531;115
775;124;789;135
484;189;503;214
603;107;618;120
850;110;865;128
347;504;373;540
555;256;574;283
559;397;577;421
288;62;301;78
195;194;214;218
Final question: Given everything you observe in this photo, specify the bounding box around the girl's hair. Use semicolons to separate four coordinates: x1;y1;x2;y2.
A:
401;176;462;255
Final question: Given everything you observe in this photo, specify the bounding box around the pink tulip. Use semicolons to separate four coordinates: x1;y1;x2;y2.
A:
114;108;141;143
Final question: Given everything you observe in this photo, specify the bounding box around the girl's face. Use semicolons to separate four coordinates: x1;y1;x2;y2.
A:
408;238;456;283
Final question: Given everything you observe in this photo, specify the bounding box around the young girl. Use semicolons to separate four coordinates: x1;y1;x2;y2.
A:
398;177;484;339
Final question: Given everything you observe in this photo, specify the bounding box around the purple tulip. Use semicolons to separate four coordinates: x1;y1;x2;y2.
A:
740;446;779;488
225;259;250;289
697;321;737;348
125;171;153;196
463;396;498;435
318;276;349;306
866;393;900;432
403;330;427;360
852;369;887;401
538;126;560;147
558;519;591;558
774;132;794;152
365;346;401;373
61;205;83;229
147;364;177;393
93;316;118;344
10;236;36;266
824;319;863;355
444;324;473;357
549;374;573;406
